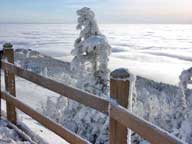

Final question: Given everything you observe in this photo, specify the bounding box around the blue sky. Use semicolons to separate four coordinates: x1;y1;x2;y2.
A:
0;0;191;24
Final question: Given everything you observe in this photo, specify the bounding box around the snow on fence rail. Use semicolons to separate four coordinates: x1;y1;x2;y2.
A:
0;43;185;144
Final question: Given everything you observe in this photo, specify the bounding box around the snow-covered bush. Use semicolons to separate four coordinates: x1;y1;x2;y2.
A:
133;76;192;143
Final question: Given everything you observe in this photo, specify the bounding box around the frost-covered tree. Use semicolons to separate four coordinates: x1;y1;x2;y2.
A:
71;7;111;96
179;67;192;109
42;7;111;144
62;7;111;143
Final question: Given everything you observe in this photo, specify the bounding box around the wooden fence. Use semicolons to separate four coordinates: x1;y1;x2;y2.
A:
0;43;185;144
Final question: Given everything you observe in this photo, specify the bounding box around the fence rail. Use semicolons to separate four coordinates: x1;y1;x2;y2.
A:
1;91;90;144
0;43;185;144
110;104;183;144
2;61;109;114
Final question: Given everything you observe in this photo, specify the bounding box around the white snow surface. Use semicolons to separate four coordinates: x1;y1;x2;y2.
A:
0;24;192;85
0;119;31;144
1;75;69;144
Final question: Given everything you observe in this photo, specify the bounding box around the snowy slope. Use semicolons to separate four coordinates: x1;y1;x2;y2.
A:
133;76;192;143
1;49;190;143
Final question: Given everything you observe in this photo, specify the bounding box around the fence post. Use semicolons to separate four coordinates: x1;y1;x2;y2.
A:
109;68;132;144
0;49;3;119
3;43;17;124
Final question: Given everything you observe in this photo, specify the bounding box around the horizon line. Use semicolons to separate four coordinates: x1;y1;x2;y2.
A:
0;23;192;25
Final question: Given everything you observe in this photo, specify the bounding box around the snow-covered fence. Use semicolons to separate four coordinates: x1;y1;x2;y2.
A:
0;43;185;144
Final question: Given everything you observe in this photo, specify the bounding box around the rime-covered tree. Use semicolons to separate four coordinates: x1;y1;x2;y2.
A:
71;7;111;96
42;7;111;143
63;7;111;143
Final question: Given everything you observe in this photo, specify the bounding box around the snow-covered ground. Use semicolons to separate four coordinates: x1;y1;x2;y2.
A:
0;24;192;85
2;72;192;144
1;74;69;144
0;119;31;144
